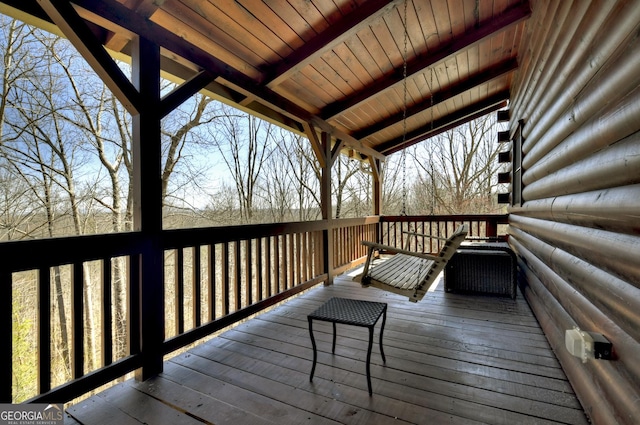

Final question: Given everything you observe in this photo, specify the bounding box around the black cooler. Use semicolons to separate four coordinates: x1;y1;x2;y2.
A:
444;242;517;298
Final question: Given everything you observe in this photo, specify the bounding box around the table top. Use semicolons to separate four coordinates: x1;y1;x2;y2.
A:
308;297;387;327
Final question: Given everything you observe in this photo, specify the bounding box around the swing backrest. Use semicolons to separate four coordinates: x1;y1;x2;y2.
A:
437;225;468;260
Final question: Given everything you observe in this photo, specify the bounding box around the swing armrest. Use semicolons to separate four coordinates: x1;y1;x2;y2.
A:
361;241;440;261
401;230;450;241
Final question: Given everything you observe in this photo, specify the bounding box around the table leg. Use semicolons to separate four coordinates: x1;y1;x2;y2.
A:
308;317;317;381
379;306;387;363
366;326;374;396
331;321;337;353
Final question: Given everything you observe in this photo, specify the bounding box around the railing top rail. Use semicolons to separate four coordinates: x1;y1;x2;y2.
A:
0;215;506;272
380;214;509;223
0;232;146;273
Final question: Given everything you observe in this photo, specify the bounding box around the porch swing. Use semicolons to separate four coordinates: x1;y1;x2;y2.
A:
359;224;468;302
358;0;468;302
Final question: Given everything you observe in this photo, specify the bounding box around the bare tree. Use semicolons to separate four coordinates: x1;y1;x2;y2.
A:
410;114;503;214
161;92;219;210
381;152;407;215
209;105;274;224
277;130;322;221
3;35;89;374
257;128;324;222
333;155;371;218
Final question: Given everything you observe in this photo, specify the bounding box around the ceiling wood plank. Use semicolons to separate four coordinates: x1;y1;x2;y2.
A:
320;1;530;120
36;0;141;114
354;57;518;140
264;0;402;88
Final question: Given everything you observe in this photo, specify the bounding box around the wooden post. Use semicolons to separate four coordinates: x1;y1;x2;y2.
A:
370;157;383;249
320;132;334;285
486;217;498;239
371;157;382;216
131;36;164;381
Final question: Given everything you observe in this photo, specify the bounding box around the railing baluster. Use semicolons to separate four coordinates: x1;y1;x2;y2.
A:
256;238;263;302
38;267;51;394
175;249;184;334
245;239;253;305
193;246;201;328
267;238;273;297
234;240;241;311
279;236;284;292
274;236;280;294
317;230;323;277
288;234;294;290
221;242;229;316
101;259;112;367
295;233;302;284
304;233;310;282
206;245;215;322
71;262;84;379
128;255;140;356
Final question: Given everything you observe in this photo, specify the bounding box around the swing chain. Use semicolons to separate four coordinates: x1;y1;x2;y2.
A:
400;0;409;216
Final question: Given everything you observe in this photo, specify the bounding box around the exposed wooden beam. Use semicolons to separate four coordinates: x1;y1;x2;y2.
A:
264;0;402;88
36;0;141;114
159;70;215;118
369;157;381;181
329;139;345;166
380;92;510;155
321;1;531;120
132;0;162;18
158;55;303;133
309;116;384;160
353;58;519;140
303;122;326;168
0;1;60;35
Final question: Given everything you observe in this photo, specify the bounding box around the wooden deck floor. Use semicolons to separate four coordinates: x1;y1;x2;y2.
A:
65;272;588;425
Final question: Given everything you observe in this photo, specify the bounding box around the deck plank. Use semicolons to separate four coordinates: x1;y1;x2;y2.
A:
129;373;280;425
66;274;588;425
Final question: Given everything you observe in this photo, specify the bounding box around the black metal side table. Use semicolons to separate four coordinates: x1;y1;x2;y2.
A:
308;297;387;396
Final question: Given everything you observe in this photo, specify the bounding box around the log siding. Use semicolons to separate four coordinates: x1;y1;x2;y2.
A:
507;1;640;424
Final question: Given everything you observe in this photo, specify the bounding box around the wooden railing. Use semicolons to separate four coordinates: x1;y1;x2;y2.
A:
378;214;509;253
1;214;507;404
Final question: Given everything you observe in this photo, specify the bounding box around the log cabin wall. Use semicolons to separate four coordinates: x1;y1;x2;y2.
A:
506;1;640;424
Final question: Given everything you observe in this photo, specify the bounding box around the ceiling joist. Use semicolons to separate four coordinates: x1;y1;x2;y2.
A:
353;58;519;141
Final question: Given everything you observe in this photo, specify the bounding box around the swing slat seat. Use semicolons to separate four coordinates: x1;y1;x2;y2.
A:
359;224;468;302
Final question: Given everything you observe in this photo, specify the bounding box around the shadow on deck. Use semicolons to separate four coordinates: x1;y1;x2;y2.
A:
65;271;588;425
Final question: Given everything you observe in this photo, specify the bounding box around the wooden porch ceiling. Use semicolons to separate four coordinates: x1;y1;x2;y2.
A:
1;0;530;159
